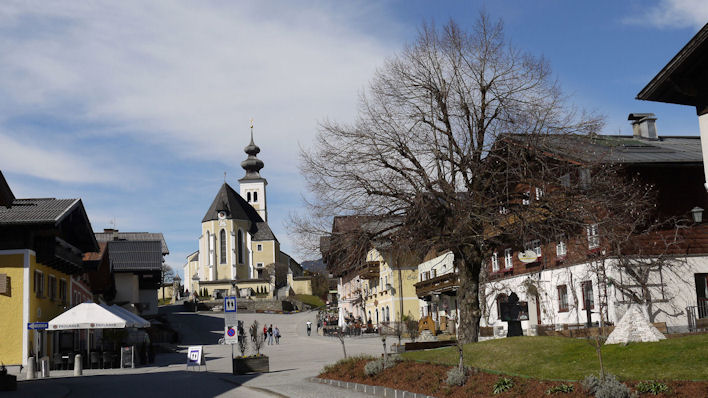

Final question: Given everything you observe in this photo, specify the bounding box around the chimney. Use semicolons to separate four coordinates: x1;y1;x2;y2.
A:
628;113;658;140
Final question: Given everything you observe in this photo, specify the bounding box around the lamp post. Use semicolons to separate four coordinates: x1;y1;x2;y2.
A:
691;206;704;223
381;335;387;363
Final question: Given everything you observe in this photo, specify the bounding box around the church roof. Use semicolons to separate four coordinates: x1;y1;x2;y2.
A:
202;183;264;224
252;221;277;241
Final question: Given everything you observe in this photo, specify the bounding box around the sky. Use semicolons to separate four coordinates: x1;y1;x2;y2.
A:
0;0;706;279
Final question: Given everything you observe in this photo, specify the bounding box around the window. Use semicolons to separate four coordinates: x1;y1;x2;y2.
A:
559;173;571;188
557;285;569;312
219;229;227;264
34;271;44;298
587;224;600;249
491;252;499;272
48;275;57;301
504;248;513;269
257;262;264;268
59;279;67;305
253;191;258;202
524;240;541;257
522;191;531;205
579;168;591;189
499;206;509;215
535;187;543;200
582;281;594;309
257;244;262;252
247;192;251;202
496;293;508;320
556;235;567;257
237;230;244;263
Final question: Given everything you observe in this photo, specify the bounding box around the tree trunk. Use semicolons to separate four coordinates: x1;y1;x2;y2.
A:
455;246;482;344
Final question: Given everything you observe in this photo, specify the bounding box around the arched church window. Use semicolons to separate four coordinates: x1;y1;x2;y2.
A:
247;192;251;202
253;191;258;202
237;230;244;264
219;229;226;264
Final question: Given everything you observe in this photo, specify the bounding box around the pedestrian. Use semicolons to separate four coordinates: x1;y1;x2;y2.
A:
306;320;312;336
317;319;322;332
274;326;281;344
267;324;274;345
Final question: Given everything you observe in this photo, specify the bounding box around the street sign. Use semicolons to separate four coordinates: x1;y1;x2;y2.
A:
27;322;48;330
186;345;206;370
224;296;237;312
224;296;238;344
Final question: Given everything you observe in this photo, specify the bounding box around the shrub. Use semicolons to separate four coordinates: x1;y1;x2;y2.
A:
636;381;668;395
364;359;385;376
322;354;373;374
493;377;514;394
546;383;574;394
581;374;635;398
445;367;467;387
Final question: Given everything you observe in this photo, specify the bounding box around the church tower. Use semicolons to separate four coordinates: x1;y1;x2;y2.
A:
239;122;268;221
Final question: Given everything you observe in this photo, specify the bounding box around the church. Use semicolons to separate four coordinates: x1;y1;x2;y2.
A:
183;126;310;299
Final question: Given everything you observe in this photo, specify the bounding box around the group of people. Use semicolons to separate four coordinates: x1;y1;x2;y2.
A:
263;324;281;345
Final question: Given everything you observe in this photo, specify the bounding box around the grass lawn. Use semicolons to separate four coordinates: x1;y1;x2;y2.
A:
402;334;708;381
296;294;325;308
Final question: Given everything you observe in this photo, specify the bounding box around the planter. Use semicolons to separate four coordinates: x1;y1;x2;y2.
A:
0;374;17;391
232;355;269;374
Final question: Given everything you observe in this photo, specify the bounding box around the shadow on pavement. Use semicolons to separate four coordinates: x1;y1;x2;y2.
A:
10;370;263;398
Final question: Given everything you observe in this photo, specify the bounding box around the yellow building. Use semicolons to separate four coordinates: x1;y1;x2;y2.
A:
0;174;98;366
184;126;308;299
360;248;420;327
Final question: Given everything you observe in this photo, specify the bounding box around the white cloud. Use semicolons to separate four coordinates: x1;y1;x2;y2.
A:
624;0;708;29
0;1;395;169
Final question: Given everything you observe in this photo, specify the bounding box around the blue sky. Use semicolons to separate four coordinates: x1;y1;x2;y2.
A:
0;1;706;279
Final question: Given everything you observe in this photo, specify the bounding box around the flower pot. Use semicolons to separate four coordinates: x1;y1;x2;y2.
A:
232;355;269;374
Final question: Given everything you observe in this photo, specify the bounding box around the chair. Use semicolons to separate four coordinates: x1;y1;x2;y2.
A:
53;353;64;370
90;352;100;369
102;351;112;369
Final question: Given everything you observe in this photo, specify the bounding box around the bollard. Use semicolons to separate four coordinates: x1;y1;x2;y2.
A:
40;356;50;378
25;357;36;380
73;354;82;376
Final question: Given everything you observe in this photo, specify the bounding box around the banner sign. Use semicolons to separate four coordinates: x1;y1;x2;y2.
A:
187;346;204;366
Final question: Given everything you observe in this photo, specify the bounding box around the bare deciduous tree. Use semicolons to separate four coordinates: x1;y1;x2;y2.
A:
295;15;608;343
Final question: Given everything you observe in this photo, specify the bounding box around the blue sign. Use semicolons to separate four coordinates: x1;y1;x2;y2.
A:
28;322;48;330
224;296;237;312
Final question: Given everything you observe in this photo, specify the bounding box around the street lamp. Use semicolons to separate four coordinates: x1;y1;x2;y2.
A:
381;335;387;363
691;206;704;223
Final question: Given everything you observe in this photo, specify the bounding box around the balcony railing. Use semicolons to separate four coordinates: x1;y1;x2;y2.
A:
415;272;459;298
359;261;380;280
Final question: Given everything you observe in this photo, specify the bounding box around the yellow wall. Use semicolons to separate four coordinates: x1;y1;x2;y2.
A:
360;248;420;324
0;251;74;365
252;240;276;267
0;252;26;366
291;278;312;295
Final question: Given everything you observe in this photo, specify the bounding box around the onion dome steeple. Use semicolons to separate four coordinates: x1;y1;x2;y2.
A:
240;120;264;180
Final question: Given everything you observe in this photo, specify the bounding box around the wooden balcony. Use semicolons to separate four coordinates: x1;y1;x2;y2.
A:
359;261;380;280
415;272;459;298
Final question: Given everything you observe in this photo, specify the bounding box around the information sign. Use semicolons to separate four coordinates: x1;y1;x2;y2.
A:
27;322;48;330
186;345;205;370
223;296;238;344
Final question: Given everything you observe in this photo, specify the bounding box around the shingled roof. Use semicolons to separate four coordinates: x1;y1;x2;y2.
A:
96;230;169;255
108;240;163;272
0;171;14;208
202;183;263;224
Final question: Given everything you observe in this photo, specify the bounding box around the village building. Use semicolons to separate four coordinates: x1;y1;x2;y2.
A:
184;126;309;299
0;171;99;366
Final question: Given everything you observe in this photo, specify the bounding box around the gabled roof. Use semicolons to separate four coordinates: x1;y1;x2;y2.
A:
202;183;263;224
0;171;14;208
95;230;169;255
108;240;163;272
504;134;703;165
252;221;277;241
637;23;708;107
0;197;98;252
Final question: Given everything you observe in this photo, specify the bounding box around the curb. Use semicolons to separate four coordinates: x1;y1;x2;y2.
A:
309;377;436;398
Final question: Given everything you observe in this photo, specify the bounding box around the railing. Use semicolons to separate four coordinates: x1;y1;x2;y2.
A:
687;299;708;332
414;272;459;298
359;261;380;280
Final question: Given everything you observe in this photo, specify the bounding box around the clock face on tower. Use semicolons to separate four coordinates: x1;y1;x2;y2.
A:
218;211;226;220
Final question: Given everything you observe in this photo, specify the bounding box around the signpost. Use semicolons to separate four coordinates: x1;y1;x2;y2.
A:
186;346;206;371
223;296;238;345
27;322;48;330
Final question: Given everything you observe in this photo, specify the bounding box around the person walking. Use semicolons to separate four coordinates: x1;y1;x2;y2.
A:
274;326;281;344
267;324;274;345
306;321;312;336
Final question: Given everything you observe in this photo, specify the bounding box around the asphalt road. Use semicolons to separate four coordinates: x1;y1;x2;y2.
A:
9;303;390;398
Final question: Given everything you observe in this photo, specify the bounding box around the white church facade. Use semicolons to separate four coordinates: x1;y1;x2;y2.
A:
184;126;309;299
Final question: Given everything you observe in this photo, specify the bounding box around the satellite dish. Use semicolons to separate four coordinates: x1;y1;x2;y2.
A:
518;250;538;263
